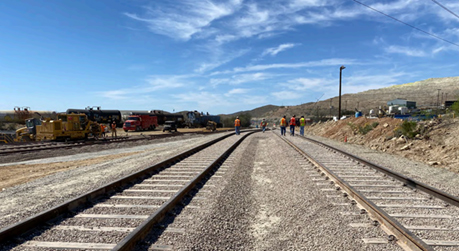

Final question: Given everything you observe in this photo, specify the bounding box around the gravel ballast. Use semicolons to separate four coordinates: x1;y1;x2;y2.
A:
3;130;458;250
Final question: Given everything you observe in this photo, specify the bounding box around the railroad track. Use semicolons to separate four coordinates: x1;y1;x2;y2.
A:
0;131;216;155
0;131;255;250
276;131;459;250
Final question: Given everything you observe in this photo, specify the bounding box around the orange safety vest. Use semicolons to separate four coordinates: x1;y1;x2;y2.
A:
280;118;286;126
235;119;241;127
290;117;296;126
111;123;116;130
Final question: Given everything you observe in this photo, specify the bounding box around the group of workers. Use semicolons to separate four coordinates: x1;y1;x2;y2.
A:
279;115;306;136
234;115;306;136
99;121;118;138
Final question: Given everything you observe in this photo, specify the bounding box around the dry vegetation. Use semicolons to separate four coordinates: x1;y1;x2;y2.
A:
306;116;459;172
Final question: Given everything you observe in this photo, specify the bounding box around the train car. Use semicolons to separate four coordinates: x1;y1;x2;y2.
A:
185;111;221;128
67;107;122;127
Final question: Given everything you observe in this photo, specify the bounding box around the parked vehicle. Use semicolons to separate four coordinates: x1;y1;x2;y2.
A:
123;115;158;132
163;121;178;132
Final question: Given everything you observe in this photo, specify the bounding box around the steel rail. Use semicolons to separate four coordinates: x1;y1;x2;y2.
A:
304;137;459;208
0;132;214;155
0;131;242;245
277;134;433;251
114;131;256;250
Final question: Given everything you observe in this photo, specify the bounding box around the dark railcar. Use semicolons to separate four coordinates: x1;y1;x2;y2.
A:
185;111;221;128
67;108;122;127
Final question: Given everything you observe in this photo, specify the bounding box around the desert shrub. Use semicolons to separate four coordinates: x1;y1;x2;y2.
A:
451;99;459;115
347;122;357;131
358;124;373;135
394;120;418;139
371;122;379;128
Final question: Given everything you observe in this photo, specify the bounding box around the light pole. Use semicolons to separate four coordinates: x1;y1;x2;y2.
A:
338;65;345;120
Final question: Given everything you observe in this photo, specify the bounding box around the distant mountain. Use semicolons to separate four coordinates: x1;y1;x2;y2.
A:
222;105;280;118
232;76;459;121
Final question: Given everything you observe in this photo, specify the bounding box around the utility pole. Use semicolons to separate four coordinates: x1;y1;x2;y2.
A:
338;66;345;119
441;92;444;107
329;98;332;117
437;89;441;108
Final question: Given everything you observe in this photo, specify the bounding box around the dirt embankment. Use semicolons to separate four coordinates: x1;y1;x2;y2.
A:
306;116;459;173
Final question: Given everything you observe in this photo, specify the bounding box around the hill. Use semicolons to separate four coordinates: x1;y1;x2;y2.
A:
243;76;459;122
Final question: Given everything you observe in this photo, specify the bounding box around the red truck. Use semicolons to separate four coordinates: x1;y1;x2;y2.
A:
123;115;158;132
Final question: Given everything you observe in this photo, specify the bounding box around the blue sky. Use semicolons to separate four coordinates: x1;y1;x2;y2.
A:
1;0;458;114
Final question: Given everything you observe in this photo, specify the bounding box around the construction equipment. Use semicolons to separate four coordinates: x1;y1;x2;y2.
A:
163;121;178;133
15;113;101;142
15;118;41;142
206;121;217;132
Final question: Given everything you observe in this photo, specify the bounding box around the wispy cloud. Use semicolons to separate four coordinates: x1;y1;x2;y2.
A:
271;90;303;100
210;72;273;86
385;45;427;57
224;88;250;96
212;58;359;75
124;0;242;41
262;43;300;56
98;75;187;100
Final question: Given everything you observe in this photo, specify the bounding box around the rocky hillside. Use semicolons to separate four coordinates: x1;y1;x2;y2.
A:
305;116;459;172
248;76;459;121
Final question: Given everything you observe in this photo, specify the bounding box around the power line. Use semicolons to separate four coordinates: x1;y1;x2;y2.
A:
352;0;459;48
430;0;459;20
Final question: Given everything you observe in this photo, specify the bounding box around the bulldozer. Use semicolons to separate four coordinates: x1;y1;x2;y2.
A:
15;113;101;142
205;121;217;132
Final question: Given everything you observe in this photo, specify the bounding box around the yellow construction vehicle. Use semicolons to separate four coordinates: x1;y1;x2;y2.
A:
15;113;101;142
205;121;217;132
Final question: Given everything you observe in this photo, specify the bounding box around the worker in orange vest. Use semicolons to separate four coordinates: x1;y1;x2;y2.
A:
290;115;296;136
100;124;106;138
234;116;241;135
260;119;268;133
280;115;287;136
111;121;117;138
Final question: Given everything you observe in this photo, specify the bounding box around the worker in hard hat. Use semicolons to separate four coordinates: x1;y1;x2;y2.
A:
234;116;241;135
260;119;267;133
290;115;296;136
299;116;306;136
280;116;287;136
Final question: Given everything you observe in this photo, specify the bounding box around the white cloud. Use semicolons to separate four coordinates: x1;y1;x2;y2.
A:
124;0;242;41
98;75;187;100
262;43;300;56
385;45;427;57
223;58;359;74
271;90;303;100
100;90;129;100
210;72;274;86
284;78;334;91
225;88;250;96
